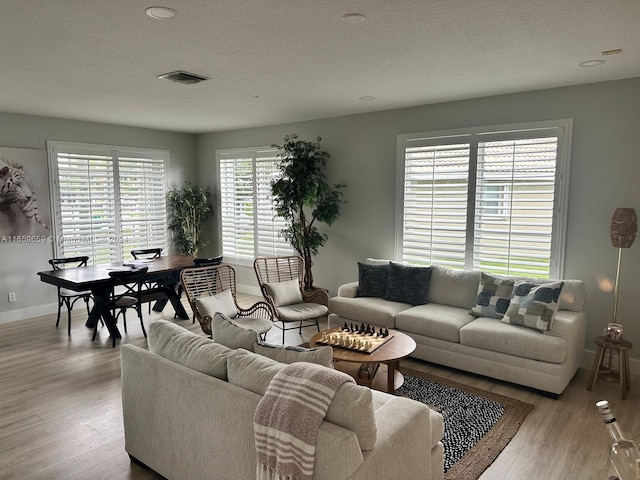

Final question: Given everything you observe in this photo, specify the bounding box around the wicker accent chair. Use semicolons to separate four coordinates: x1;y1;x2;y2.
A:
180;264;273;338
253;255;329;344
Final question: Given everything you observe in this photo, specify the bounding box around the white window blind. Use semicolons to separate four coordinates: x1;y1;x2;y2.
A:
218;147;291;263
397;120;572;278
47;141;169;264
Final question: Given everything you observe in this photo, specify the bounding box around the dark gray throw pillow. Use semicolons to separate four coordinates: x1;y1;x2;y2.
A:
384;262;432;305
357;262;390;298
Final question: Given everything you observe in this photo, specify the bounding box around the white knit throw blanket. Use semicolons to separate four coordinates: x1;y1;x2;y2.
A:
254;362;354;480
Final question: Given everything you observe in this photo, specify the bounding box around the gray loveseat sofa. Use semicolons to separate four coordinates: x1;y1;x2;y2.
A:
329;262;587;395
121;321;444;480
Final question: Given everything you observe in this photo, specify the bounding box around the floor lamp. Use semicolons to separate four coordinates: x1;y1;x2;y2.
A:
610;207;637;326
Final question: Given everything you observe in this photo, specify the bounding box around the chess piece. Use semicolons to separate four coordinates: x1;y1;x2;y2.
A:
342;322;348;331
384;328;389;337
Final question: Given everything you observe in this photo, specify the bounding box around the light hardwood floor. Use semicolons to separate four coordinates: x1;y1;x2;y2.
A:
1;296;637;480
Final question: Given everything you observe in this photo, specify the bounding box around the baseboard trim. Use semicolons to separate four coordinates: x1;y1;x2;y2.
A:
0;303;58;325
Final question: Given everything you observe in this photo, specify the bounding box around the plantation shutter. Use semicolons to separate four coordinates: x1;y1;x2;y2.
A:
219;155;255;261
255;150;291;257
473;134;559;277
117;152;168;259
401;140;471;268
48;142;169;265
398;120;570;278
218;147;292;263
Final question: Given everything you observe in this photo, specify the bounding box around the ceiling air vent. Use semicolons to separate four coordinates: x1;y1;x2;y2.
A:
157;70;209;85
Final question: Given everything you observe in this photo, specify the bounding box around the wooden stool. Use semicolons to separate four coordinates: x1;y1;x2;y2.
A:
587;336;632;399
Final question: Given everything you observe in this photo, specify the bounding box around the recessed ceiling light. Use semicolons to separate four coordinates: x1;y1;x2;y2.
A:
342;13;365;23
358;96;375;101
579;59;605;67
146;6;178;20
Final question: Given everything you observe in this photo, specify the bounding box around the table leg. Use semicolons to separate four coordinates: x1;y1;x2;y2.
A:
387;359;399;393
587;344;606;390
150;277;189;320
91;285;121;347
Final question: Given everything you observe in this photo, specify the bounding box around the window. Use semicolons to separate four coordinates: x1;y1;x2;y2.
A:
218;147;291;264
396;119;572;278
47;141;169;265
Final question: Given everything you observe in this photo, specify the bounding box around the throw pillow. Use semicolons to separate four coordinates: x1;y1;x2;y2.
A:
254;342;333;368
195;289;237;319
211;312;259;351
356;262;390;298
501;280;565;332
263;279;303;307
147;320;232;380
383;262;432;305
470;272;515;319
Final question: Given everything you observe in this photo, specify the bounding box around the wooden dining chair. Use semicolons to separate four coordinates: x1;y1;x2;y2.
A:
130;248;162;313
94;267;149;346
48;256;93;334
130;248;162;260
180;264;273;339
253;255;329;344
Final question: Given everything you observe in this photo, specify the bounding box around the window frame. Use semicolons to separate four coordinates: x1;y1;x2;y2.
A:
47;140;170;265
216;146;292;266
395;119;573;279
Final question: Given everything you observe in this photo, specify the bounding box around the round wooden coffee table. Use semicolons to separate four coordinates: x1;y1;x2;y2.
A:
310;326;416;393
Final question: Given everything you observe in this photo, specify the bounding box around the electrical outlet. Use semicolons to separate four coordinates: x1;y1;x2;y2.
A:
8;292;16;302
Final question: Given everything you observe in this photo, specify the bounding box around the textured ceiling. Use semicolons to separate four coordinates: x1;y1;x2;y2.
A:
1;0;639;133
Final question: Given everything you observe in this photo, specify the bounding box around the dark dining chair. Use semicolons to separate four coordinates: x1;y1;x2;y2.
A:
48;256;93;334
93;267;149;347
130;248;162;313
193;256;223;267
130;248;162;260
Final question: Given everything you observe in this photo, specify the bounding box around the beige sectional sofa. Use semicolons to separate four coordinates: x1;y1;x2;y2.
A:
121;321;444;480
329;263;587;396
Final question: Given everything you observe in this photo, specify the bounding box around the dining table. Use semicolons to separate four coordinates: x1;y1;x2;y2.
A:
38;255;196;346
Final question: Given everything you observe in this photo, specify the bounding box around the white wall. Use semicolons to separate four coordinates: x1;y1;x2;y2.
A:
0;112;197;322
198;77;640;361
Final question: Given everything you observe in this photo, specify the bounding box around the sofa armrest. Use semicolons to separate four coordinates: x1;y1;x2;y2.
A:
348;396;443;480
337;281;359;298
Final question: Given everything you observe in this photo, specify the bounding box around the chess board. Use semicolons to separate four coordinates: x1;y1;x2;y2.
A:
316;326;394;354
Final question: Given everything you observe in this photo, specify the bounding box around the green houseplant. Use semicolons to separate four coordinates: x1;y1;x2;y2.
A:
271;134;346;290
167;182;213;257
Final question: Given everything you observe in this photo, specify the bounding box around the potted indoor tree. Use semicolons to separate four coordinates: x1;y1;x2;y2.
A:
271;134;346;290
167;182;213;257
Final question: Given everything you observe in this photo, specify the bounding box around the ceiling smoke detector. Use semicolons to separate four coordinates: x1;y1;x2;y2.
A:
157;70;209;85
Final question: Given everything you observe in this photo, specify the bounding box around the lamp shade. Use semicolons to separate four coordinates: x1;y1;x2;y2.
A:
610;208;637;248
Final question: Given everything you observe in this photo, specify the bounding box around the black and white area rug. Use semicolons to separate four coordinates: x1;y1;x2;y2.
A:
397;368;534;480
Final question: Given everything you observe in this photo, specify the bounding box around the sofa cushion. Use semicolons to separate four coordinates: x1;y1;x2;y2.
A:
502;281;564;332
211;312;259;351
329;296;410;329
147;320;232;380
264;279;303;307
428;266;481;309
395;304;477;343
469;272;515;319
277;302;329;322
227;349;377;450
195;289;237;319
460;317;567;363
384;262;432;305
254;342;333;368
356;262;390;298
